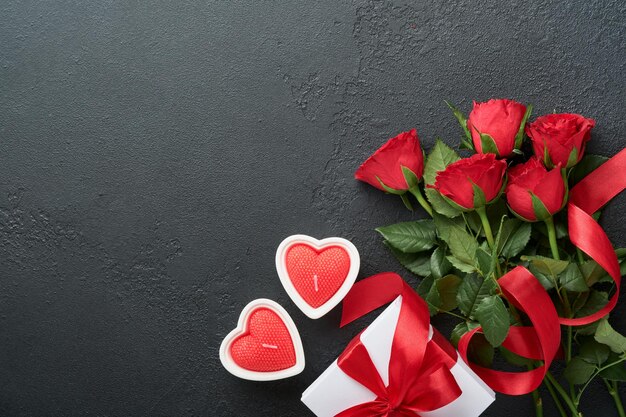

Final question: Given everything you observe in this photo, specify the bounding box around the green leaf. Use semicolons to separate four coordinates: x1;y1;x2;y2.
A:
376;220;437;253
522;255;569;278
528;265;556;290
498;219;532;258
474;295;510;347
436;274;462;311
576;322;601;336
595;319;626;354
570;154;609;186
579;339;611;365
424;139;460;185
580;259;609;286
564;357;596;385
384;242;431;277
445;101;472;143
446;255;477;273
450;321;480;346
425;188;463;218
417;275;441;316
445;226;479;266
430;246;452;279
514;104;533;149
600;353;626;381
559;263;589;292
576;291;609;318
457;274;498;318
572;291;590;315
423;141;463;218
475;248;493;277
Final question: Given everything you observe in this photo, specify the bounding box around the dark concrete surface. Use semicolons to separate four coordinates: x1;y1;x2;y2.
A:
0;0;625;416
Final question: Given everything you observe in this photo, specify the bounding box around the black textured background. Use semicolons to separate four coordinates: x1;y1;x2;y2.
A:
1;1;625;416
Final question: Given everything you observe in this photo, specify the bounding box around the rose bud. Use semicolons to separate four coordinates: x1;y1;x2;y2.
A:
467;99;529;157
428;153;508;210
526;113;595;168
355;129;424;192
505;158;567;222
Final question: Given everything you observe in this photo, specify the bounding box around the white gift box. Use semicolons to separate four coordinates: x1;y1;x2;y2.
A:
302;296;495;417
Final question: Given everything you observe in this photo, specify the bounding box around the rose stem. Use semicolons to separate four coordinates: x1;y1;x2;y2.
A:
476;206;503;279
545;372;580;416
545;215;577;410
532;388;544;417
476;206;495;248
545;377;569;417
604;379;626;417
409;186;433;217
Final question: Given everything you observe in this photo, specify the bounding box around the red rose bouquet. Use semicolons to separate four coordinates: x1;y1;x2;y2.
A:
356;99;626;417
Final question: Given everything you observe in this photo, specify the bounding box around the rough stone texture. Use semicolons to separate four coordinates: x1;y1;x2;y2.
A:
0;0;625;416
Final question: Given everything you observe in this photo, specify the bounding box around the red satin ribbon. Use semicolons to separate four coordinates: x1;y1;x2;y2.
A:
458;266;561;395
337;272;462;416
561;148;626;325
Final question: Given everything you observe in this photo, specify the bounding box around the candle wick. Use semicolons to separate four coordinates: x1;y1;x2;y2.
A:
313;274;319;292
262;343;278;349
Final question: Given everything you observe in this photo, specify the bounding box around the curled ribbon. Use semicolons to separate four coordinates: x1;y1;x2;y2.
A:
561;148;626;326
458;266;561;395
337;272;462;416
458;150;626;394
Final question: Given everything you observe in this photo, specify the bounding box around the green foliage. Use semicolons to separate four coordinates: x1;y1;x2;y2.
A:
456;273;498;318
523;255;569;290
423;140;462;218
595;319;626;354
559;263;589;292
430;246;452;279
417;275;440;316
436;274;462;312
384;242;432;277
497;219;532;258
576;291;609;318
474;295;510;347
450;321;480;346
444;100;472;145
564;357;596;385
376;220;437;253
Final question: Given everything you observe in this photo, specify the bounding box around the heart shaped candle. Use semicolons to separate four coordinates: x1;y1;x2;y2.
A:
220;299;305;380
276;235;360;319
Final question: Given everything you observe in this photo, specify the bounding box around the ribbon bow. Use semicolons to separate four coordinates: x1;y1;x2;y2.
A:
336;273;462;417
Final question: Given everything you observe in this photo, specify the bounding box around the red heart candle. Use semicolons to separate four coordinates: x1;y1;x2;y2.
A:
276;235;360;319
220;299;305;380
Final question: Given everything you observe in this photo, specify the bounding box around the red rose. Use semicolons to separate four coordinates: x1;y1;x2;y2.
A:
505;158;566;221
355;129;424;192
429;153;507;210
526;113;595;168
467;99;528;157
